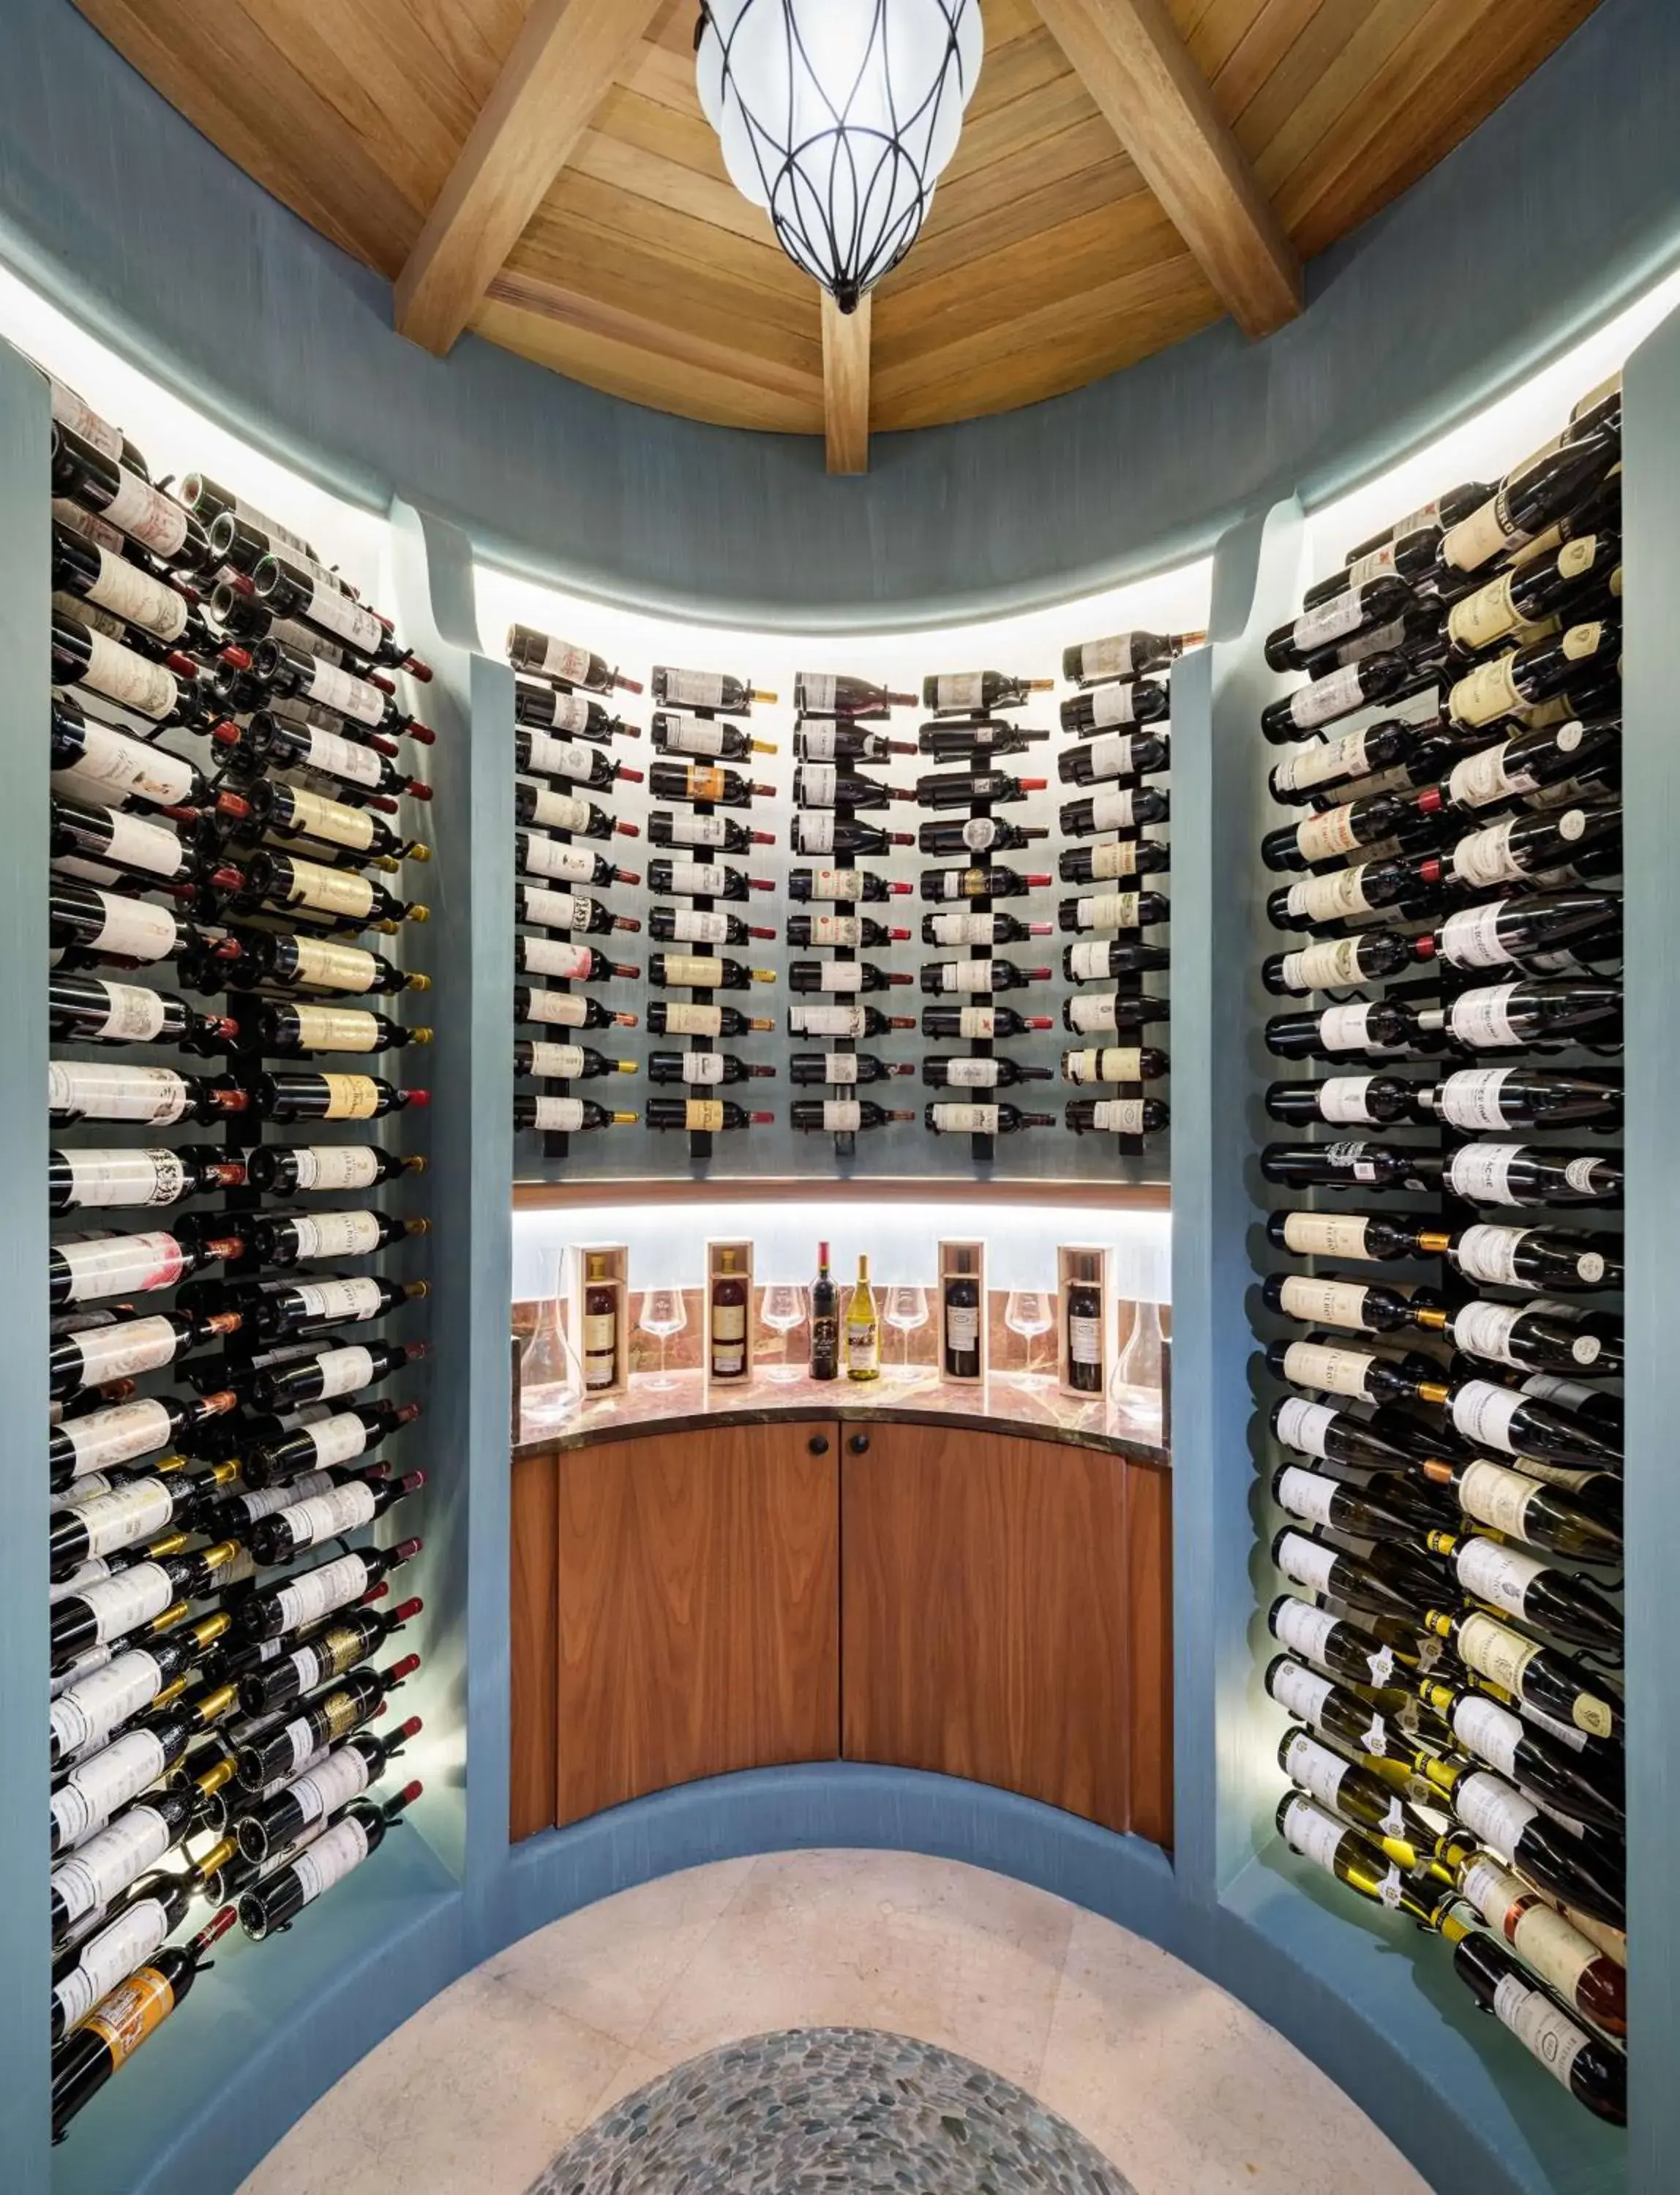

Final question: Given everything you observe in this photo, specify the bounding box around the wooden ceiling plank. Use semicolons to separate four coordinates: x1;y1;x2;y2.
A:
1213;0;1333;127
1228;0;1362;163
928;113;1134;233
615;36;705;116
526;173;812;306
589;83;735;184
962;25;1084;126
394;0;669;355
897;149;1140;287
389;0;532;106
571;127;775;247
1181;0;1274;91
942;72;1105;184
1030;0;1302;335
1248;0;1423;196
822;292;872;476
475;296;822;432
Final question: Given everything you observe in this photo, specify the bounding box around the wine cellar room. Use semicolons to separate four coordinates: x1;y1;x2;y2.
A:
1;0;1677;2191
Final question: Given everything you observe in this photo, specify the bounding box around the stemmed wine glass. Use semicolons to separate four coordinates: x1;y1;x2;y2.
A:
884;1285;930;1376
638;1286;687;1391
1005;1288;1054;1386
761;1282;809;1382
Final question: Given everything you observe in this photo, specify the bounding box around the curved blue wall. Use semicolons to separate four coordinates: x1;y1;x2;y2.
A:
1;0;1678;625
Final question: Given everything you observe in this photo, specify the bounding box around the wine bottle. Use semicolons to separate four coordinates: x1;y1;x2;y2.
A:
1447;533;1616;658
1444;803;1621;896
1062;939;1170;983
1264;998;1440;1059
797;725;915;767
239;849;424;931
242;779;427;868
50;1391;237;1495
926;908;1051;946
1065;1270;1104;1394
1062;629;1203;683
919;866;1052;903
256;1002;431;1057
245;634;427;743
1441;432;1620;572
1440;977;1621;1051
1264;1652;1432;1759
643;868;763;916
649;760;771;809
48;879;217;970
924;1103;1054;1134
1444;1295;1621;1381
650;907;776;946
648;1050;774;1085
1268;715;1452;808
50;1226;245;1310
650;953;776;992
184;1273;427;1344
515;936;639;986
1447;1928;1626;2123
1265;577;1420;672
650;665;773;713
514;1040;637;1083
50;423;210;572
789;866;910;904
507;624;639;694
239;1400;421;1490
235;1596;423;1717
515;986;638;1033
1436;1141;1622;1207
246;1337;428;1417
1447;620;1619;732
1059;787;1169;836
790;1100;915;1133
649;712;772;766
235;1781;421;1940
1270;1460;1440;1544
49;971;234;1054
1435;1768;1624;1932
918;958;1052;996
923;1004;1053;1040
1266;1335;1443;1410
644;1098;774;1133
1058;680;1170;734
913;768;1048;810
214;930;429;1002
1261;939;1419;1005
786;912;910;949
791;815;912;858
1421;890;1622;980
923;670;1051;714
42;376;150;477
1057;889;1169;935
1266;1209;1422;1264
918;721;1048;759
942;1271;980;1378
1417;1675;1621;1829
50;1685;228;1857
48;1612;230;1773
1265;849;1444;932
517;841;640;899
49;1777;206;1940
513;784;635;841
1267;1593;1422;1689
234;1659;419;1790
1428;1607;1619;1741
53;1542;243;1660
52;795;241;893
792;764;908;810
249;1207;428;1267
1423;1528;1621;1658
789;1002;917;1039
249;1070;427;1125
51;1904;240;2138
50;695;214;812
792;958;910;996
1261;650;1428;742
794;671;914;716
1057;735;1171;790
1421;1456;1621;1564
1261;1272;1439;1339
808;1242;840;1380
50;1144;245;1214
250;1467;424;1567
233;1716;421;1865
249;551;400;671
1260;1141;1440;1193
1275;1794;1450;1925
233;1537;423;1641
651;810;773;855
50;1305;243;1400
1436;716;1616;814
922;1055;1053;1089
845;1254;880;1381
1455;1853;1625;2038
918;817;1047;858
1062;1045;1169;1084
1065;1098;1170;1135
520;728;645;785
647;1001;772;1040
1059;838;1170;882
789;1052;911;1087
1061;992;1171;1034
1447;1375;1621;1472
1277;1727;1450;1880
512;683;629;746
1260;789;1439;873
212;713;430;802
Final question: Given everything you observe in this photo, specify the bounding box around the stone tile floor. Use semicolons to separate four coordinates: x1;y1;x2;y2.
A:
239;1850;1432;2195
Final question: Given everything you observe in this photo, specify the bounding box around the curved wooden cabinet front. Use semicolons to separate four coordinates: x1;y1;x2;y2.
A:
510;1416;1171;1846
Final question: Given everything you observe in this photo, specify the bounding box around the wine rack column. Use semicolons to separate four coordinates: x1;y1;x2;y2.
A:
788;677;915;1156
505;625;644;1162
915;670;1057;1158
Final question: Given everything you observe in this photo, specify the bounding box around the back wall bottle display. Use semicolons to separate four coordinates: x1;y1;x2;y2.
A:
1253;371;1627;2123
43;364;431;2144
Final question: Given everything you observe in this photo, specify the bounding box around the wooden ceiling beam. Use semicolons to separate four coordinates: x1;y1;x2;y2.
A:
394;0;667;356
822;292;872;476
1027;0;1302;338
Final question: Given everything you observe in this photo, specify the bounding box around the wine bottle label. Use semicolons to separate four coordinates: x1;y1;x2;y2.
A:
1278;1215;1370;1261
1275;1397;1339;1461
1454;1534;1546;1618
1451;819;1528;890
1280;938;1363;992
95;464;188;560
1269;1654;1336;1721
271;1552;373;1634
53;1726;167;1849
51;1804;173;1928
56;1896;173;2033
1062;939;1114;983
1490;1973;1590;2090
285;784;378;854
1450;1379;1525;1454
286;1812;373;1909
279;937;379;997
790;1004;866;1037
280;857;376;920
1455;1610;1540;1694
528;790;595;840
816;961;865;992
526;732;601;780
1276;1465;1340;1528
820;1101;863;1130
1296;803;1366;863
1452;1298;1528;1367
94;810;180;882
61;1147;187;1207
68;1314;181;1387
1088;789;1138;831
522;836;598;882
679;1053;726;1086
300;723;383;788
806;913;860;947
792;815;836;855
318;1343;390;1411
816;1054;858;1085
1292;588;1370;655
947;1008;993;1039
1449;983;1523;1048
1453;1223;1531;1287
1278;1277;1372;1329
236;1471;336;1527
522;935;596;981
293;653;383;729
1475;1877;1600;2005
66;1474;176;1553
808;866;860;898
290;1743;377;1829
1562;619;1605;662
291;569;382;655
1087;736;1141;782
277;1480;381;1552
662;955;727;988
1279;1793;1347;1874
288;1210;385;1262
938;1058;997;1089
72;718;195;806
288;1004;387;1053
798;762;839;806
299;1414;372;1468
1450;1692;1523;1780
1562;1156;1605;1195
1286;866;1373;923
1281;1340;1373;1399
78;623;179;721
79;891;179;962
1287;662;1366;730
284;1150;382;1209
1088;686;1140;730
84;979;168;1044
1282;1730;1352;1817
1086;838;1141;879
667;909;731;945
1312;1076;1382;1126
522;988;589;1029
57;1231;188;1299
927;912;992;945
302;1077;380;1129
1316;1002;1382;1052
1433;1068;1515;1134
49;1651;162;1759
929;1104;1000;1133
1456;1460;1543;1544
1272;1596;1339;1665
798;722;837;758
1455;1768;1539;1857
937;960;994;994
1274;727;1370;798
81;1560;173;1645
1090;1100;1147;1131
1058;1313;1100;1369
1450;1141;1531;1204
685;1100;726;1131
527;1040;585;1081
650;1004;716;1042
293;1277;385;1324
1434;905;1511;975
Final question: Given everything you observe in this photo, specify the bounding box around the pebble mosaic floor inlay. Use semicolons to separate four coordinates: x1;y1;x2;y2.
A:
525;2026;1138;2195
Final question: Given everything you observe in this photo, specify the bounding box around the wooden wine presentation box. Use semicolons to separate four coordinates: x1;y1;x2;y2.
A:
937;1237;988;1383
1057;1242;1114;1397
703;1236;756;1387
567;1239;629;1398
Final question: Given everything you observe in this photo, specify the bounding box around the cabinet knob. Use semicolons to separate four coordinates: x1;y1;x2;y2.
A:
808;1434;830;1455
848;1433;870;1455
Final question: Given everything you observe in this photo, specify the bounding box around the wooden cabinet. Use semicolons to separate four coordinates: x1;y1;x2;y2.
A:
509;1417;1171;1847
840;1425;1172;1841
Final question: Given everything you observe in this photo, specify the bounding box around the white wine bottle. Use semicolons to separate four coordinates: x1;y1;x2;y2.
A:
846;1254;880;1384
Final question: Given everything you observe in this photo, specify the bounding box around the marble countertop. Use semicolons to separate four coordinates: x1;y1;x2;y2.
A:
514;1364;1170;1465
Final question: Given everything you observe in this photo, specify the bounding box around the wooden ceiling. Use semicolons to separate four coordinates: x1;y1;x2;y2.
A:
75;0;1602;468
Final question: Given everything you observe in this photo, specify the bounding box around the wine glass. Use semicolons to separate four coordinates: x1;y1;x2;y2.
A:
884;1284;930;1376
761;1282;809;1382
1005;1288;1054;1386
638;1286;687;1390
1111;1298;1166;1429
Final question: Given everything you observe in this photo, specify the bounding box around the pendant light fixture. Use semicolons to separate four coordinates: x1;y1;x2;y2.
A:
695;0;984;313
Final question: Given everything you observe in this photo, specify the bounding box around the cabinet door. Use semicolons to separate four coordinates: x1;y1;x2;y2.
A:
555;1420;840;1824
841;1425;1160;1838
510;1448;559;1840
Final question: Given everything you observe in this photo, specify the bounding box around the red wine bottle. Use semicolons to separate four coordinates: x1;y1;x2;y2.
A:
651;713;772;762
514;884;640;934
1440;431;1619;572
654;810;774;855
1441;976;1620;1049
507;623;640;694
918;815;1046;858
514;783;634;840
792;958;910;995
923;670;1051;714
924;1102;1054;1135
512;1094;640;1133
1261;933;1417;996
50;1907;239;2139
1065;1098;1169;1135
790;1100;915;1133
247;1337;428;1414
926;907;1051;945
793;765;909;810
50;971;235;1053
249;1207;427;1267
50;1305;243;1399
1447;620;1618;731
786;911;909;949
239;848;424;930
914;768;1048;810
1447;1929;1624;2124
789;1052;912;1085
184;1274;428;1344
232;1537;424;1642
652;859;773;901
1062;939;1170;982
647;1049;774;1086
515;934;639;985
232;1716;421;1860
518;728;642;787
212;713;430;802
1417;1220;1620;1292
651;665;774;713
1264;998;1440;1058
1062;991;1170;1034
517;836;640;888
1433;717;1615;814
650;905;776;945
515;985;639;1032
788;1002;917;1039
50;1226;244;1309
255;1003;429;1062
50;422;211;572
243;778;427;866
1060;837;1169;883
1058;680;1169;733
1057;734;1171;788
514;1039;637;1081
647;1000;772;1039
920;865;1051;903
645;1098;774;1132
53;795;241;893
513;680;629;743
1265;576;1418;672
50;1144;245;1214
650;759;771;808
1261;789;1439;872
796;723;914;762
791;814;911;858
51;694;215;809
233;1659;419;1790
651;952;776;991
235;1607;423;1722
922;1055;1052;1088
239;1400;421;1490
250;1467;424;1567
923;1004;1052;1040
794;670;913;716
918;720;1048;759
1268;713;1451;806
250;1070;428;1122
1265;849;1444;931
1261;649;1430;741
216;927;428;998
1060;786;1169;836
